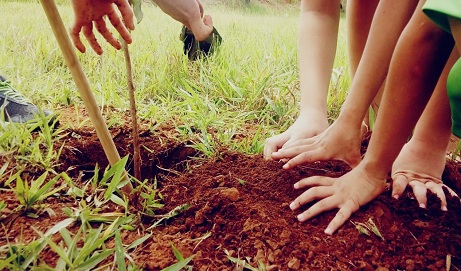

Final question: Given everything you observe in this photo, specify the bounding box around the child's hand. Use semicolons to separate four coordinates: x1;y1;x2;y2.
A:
392;170;459;210
70;0;135;55
290;165;387;234
264;109;329;160
271;117;363;169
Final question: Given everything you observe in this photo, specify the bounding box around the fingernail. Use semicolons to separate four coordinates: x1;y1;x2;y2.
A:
293;183;299;189
419;203;426;209
442;206;448;211
393;194;399;200
289;202;296;210
297;213;304;221
324;228;333;235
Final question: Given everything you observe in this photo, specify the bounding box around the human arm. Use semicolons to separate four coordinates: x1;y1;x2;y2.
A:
290;5;454;234
270;0;419;168
70;0;135;55
263;0;339;159
152;0;213;41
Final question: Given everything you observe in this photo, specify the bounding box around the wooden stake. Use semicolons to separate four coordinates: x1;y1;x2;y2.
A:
40;0;133;195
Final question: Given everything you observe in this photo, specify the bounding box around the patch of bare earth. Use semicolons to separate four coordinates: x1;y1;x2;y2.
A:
1;106;461;270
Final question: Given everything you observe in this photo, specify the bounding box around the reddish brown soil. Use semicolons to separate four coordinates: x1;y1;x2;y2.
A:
1;107;461;270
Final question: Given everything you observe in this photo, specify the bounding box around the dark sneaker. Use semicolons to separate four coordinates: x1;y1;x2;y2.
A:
180;26;223;61
0;75;54;123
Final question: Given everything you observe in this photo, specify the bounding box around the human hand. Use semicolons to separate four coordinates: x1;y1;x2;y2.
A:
392;170;459;211
290;165;387;234
264;110;329;160
154;0;213;41
270;117;363;169
391;138;459;210
70;0;135;55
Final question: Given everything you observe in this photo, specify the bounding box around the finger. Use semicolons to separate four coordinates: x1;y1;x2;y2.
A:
283;148;325;169
296;196;338;222
69;24;86;53
290;186;334;211
325;198;359;235
203;14;213;28
272;143;311;161
443;185;459;198
426;182;448;211
409;181;428;208
391;174;409;200
282;137;317;150
107;8;132;45
114;0;135;30
95;18;121;50
294;176;335;189
264;133;290;159
82;23;103;55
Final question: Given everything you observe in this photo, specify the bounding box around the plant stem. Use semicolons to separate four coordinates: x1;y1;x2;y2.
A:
122;39;141;182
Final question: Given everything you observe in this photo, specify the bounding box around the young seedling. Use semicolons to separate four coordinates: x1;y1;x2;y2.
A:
224;249;266;271
146;204;190;230
6;171;67;216
160;243;195;271
350;217;385;241
36;217;125;270
134;177;165;217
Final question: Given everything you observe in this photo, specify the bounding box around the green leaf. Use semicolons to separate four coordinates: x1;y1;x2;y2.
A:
0;161;8;178
29;171;48;194
103;156;128;200
39;233;73;268
126;233;152;250
15;173;26;206
110;193;128;209
43;217;76;237
115;230;127;271
161;255;195;271
171;243;184;261
75;249;115;271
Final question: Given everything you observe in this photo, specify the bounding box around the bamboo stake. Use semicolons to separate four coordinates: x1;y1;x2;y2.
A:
40;0;133;195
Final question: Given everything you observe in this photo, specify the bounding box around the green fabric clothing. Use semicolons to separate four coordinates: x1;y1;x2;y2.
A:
447;58;461;138
423;0;461;33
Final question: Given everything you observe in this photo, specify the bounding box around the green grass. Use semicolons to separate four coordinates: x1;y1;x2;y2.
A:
0;1;350;156
0;1;350;269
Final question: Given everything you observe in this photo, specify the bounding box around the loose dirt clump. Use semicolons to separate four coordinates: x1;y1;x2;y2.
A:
1;107;461;270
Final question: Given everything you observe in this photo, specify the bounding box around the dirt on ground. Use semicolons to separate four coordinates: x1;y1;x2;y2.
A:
1;106;461;271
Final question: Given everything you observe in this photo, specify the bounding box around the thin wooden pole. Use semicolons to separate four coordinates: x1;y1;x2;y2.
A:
40;0;133;195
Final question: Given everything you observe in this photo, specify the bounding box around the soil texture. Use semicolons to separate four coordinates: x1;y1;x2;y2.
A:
1;107;461;271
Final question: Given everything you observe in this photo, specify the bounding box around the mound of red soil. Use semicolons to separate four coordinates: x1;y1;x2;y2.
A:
1;108;461;270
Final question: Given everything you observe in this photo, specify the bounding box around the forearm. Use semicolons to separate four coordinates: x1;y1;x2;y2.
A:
338;0;418;126
363;8;454;179
153;0;211;41
298;0;339;114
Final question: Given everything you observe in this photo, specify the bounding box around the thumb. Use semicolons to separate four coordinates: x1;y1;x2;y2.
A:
203;14;213;28
189;15;213;41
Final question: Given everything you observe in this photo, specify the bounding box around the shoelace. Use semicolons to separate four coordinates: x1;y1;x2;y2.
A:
0;80;31;104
